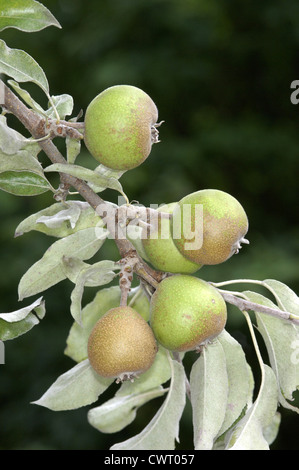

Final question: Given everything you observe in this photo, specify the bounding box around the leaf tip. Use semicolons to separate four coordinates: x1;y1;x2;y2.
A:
14;231;23;238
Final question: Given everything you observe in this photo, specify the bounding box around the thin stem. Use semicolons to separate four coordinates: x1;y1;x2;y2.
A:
128;285;143;307
242;309;266;384
211;279;264;288
1;78;163;290
59;119;85;129
218;289;299;326
47;93;60;123
211;278;280;304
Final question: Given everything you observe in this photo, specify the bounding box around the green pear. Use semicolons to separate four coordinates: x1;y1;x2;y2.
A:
150;275;227;352
84;85;159;170
142;203;202;274
88;306;157;380
171;189;249;265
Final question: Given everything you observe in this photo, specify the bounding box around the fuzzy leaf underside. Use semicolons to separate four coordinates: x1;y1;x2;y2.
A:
18;227;108;300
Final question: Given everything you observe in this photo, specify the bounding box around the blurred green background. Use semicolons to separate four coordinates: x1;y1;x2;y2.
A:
0;0;298;450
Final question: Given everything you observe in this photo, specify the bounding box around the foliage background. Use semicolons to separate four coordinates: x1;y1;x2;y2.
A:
0;0;298;449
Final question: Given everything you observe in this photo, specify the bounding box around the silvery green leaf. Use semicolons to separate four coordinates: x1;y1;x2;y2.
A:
263;412;281;446
126;224;150;262
0;115;30;154
190;340;229;450
0;296;45;340
226;365;278;450
36;203;82;230
216;330;254;437
0;151;44;175
7;80;46;115
0;170;52;196
0;121;51;195
111;356;186;450
44;163;127;198
115;347;171;397
66;134;81;164
128;285;150;322
64;285;151;364
263;279;299;315
88;387;167;434
0;0;61;32
89;164;126;193
70;260;119;324
0;115;41;156
64;286;122;363
45;94;74;120
18;227;108;300
62;257;91;284
32;359;113;411
15;200;103;238
0;39;49;94
244;290;299;413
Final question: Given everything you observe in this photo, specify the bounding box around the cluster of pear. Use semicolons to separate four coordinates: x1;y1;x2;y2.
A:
84;85;249;381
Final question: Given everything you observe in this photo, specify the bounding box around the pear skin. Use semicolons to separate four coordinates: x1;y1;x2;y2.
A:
150;275;227;352
172;189;249;265
84;85;158;170
88;306;157;380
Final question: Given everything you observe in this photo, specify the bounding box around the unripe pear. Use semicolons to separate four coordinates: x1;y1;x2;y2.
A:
150;275;227;352
84;85;159;170
171;189;249;265
142;203;202;274
88;306;157;381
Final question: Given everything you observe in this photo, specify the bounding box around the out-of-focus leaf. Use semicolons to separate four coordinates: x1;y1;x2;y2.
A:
0;0;61;32
0;297;45;340
32;359;113;411
0;39;49;94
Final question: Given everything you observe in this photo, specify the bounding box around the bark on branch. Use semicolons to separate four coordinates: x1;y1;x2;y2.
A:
220;290;299;326
2;79;299;327
1;79;163;288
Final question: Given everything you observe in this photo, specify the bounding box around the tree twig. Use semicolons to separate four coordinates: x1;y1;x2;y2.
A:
219;290;299;326
1;78;163;289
